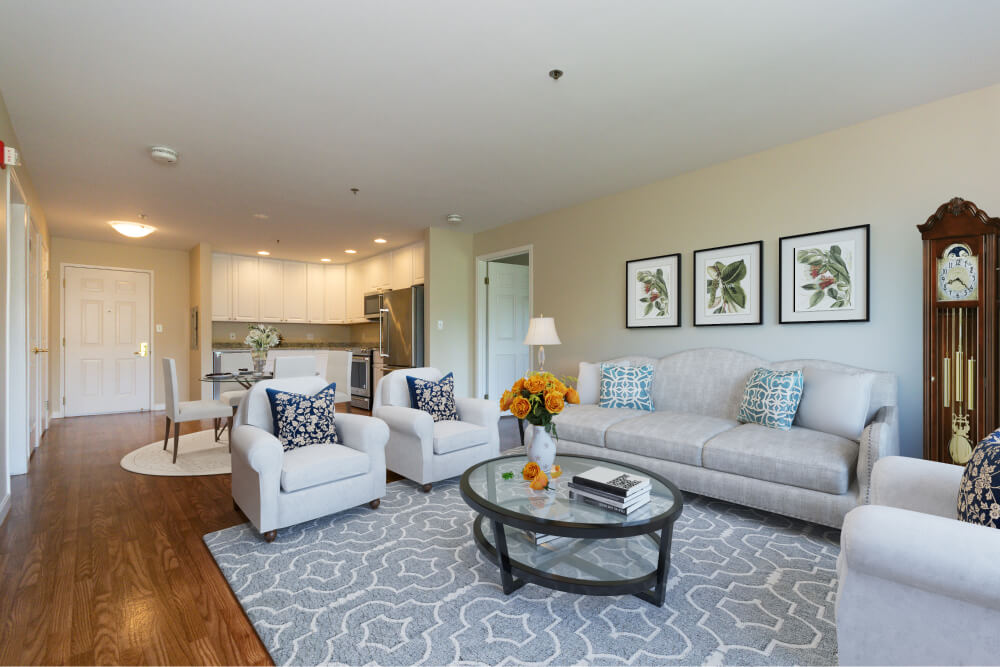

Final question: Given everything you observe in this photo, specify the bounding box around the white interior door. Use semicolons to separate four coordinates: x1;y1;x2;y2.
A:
27;224;40;449
40;238;49;431
486;261;530;403
64;266;152;416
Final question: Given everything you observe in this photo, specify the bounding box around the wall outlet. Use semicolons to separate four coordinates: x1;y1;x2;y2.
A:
437;320;444;330
229;332;236;340
155;323;163;333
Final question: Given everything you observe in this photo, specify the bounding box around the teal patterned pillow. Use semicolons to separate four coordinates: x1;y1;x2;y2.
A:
958;429;1000;528
737;368;804;431
599;364;654;411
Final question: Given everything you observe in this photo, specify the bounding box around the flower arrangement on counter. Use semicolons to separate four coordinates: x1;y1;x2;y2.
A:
499;371;580;437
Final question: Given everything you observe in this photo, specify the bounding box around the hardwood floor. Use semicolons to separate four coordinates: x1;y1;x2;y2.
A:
0;411;522;665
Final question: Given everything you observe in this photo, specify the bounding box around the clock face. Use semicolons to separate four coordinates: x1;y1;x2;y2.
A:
937;243;979;301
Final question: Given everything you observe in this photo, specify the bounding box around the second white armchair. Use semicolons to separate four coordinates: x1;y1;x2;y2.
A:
374;367;500;492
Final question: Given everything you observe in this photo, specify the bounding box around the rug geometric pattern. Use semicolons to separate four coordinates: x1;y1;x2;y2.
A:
204;478;840;666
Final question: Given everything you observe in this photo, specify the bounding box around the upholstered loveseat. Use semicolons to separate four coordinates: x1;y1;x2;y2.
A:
549;348;898;527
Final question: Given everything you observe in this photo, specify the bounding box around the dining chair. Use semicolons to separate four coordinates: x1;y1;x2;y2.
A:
273;355;318;378
162;357;234;463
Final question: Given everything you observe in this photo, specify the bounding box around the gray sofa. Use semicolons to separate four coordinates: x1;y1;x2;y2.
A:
550;348;898;527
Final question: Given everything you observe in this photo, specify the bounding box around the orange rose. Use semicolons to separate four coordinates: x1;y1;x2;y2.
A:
522;461;541;480
550;465;562;479
544;391;565;414
552;379;567;394
512;378;525;393
525;374;546;394
565;387;580;404
530;470;549;490
510;396;531;419
499;390;514;412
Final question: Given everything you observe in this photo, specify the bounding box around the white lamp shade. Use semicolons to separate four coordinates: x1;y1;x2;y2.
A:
523;317;561;346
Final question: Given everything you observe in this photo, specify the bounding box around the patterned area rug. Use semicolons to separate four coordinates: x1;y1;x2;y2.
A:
121;429;231;476
204;479;840;666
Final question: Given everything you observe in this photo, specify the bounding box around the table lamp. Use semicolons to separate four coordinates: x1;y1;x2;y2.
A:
523;315;561;371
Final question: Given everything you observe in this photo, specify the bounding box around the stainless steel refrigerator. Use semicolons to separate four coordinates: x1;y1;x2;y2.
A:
380;285;424;370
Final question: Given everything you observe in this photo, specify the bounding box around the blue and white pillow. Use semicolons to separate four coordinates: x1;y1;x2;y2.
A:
599;364;654;411
737;368;804;431
265;382;339;451
958;429;1000;528
406;372;459;422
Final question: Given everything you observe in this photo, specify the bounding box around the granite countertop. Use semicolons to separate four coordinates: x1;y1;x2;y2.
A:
212;341;374;350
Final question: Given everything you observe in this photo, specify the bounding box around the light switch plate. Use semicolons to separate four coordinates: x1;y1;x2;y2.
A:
155;323;163;333
437;320;444;330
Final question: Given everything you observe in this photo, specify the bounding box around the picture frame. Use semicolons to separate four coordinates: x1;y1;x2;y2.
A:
779;224;870;323
626;253;680;328
693;240;763;326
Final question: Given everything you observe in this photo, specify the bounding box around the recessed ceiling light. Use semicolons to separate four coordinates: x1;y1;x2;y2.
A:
374;238;387;244
320;258;332;262
257;250;271;256
109;221;156;238
345;249;357;254
253;213;269;219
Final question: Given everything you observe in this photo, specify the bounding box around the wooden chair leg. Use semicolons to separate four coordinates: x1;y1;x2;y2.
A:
262;530;277;543
214;417;221;442
369;498;381;509
172;422;180;464
163;417;171;450
421;483;432;493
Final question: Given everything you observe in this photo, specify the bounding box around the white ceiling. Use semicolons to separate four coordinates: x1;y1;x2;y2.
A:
1;1;999;262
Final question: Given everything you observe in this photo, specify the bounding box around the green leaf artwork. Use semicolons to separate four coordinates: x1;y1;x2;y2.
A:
706;258;748;315
795;242;853;310
636;268;668;318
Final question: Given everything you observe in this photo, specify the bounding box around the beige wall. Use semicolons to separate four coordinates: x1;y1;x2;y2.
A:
474;83;1000;458
427;226;475;396
50;237;191;410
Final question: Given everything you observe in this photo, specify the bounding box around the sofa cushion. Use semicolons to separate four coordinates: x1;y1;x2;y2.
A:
551;405;646;447
605;411;738;467
737;368;804;431
703;423;858;494
281;443;369;492
433;420;489;455
577;360;629;405
600;364;654;411
795;367;874;441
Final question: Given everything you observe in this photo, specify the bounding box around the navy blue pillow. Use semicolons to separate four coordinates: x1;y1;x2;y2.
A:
958;428;1000;527
406;373;458;422
265;382;339;451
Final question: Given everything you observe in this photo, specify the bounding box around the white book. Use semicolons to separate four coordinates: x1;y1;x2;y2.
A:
567;483;649;509
572;466;652;497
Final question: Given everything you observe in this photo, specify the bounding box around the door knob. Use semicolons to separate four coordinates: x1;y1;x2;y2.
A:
31;347;48;354
134;342;149;357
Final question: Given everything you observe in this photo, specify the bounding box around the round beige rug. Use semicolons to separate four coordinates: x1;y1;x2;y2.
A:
120;429;231;476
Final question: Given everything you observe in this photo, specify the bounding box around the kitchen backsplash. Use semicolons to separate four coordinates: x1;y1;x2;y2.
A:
212;321;379;346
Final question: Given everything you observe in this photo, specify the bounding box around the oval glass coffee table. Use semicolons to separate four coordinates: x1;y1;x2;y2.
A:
460;454;683;606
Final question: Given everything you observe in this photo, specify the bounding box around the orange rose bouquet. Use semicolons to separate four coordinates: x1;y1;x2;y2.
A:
499;371;579;438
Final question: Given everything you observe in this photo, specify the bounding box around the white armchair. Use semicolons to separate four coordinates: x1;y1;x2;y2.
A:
230;375;389;542
373;367;500;492
837;455;1000;665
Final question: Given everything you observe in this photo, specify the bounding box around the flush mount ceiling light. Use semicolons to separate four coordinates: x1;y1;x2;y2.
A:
257;250;271;256
446;214;463;225
252;213;269;220
149;145;178;165
320;258;332;262
109;221;156;238
374;238;387;244
345;249;357;254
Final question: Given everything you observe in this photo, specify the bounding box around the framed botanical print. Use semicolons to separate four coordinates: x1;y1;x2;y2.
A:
626;253;680;328
693;241;763;326
779;224;870;323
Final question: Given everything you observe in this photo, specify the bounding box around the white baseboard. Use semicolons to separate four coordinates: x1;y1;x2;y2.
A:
51;410;63;420
0;493;10;528
153;402;165;411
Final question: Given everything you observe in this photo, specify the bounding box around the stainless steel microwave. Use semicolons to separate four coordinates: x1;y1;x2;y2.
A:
363;292;385;319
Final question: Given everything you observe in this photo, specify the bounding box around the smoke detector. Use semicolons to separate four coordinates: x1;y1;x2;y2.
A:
149;146;178;165
446;214;463;225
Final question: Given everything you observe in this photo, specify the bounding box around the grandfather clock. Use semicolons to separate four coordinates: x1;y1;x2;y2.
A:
918;197;1000;464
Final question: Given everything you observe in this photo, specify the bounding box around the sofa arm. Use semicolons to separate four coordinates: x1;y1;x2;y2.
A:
231;424;283;474
856;405;899;504
455;397;500;428
841;505;1000;611
336;413;390;457
871;455;963;519
373;405;434;440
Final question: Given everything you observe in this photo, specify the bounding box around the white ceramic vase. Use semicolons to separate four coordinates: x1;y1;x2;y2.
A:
526;424;556;472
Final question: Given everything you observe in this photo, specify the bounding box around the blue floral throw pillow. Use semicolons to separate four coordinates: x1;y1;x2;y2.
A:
599;364;654;411
737;368;804;431
406;372;459;422
265;382;339;451
958;429;1000;528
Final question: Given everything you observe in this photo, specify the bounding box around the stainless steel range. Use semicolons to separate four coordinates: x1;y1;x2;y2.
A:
350;347;375;410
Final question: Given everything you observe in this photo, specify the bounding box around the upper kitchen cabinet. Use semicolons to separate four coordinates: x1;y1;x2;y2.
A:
324;264;346;323
258;258;284;321
368;253;391;292
411;241;425;285
282;260;308;322
232;255;260;321
345;261;365;321
211;253;232;320
391;247;413;290
307;263;326;323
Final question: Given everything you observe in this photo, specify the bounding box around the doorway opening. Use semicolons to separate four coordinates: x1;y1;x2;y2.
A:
475;246;532;403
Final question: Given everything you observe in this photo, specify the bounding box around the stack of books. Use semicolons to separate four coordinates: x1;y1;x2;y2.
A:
568;466;651;515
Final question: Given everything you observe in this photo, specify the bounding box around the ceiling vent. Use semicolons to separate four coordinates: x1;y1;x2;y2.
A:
149;145;178;165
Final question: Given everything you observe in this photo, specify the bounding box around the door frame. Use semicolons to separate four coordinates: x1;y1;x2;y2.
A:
474;244;533;400
6;168;30;475
59;263;155;417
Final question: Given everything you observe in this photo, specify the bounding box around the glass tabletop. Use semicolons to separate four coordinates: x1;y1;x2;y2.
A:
200;372;273;382
462;454;680;530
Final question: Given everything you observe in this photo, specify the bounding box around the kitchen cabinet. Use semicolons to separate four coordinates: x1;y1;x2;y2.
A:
368;253;391;292
282;260;308;322
324;264;346;323
391;247;413;290
258;258;284;321
232;255;260;321
411;241;425;285
307;263;326;323
211;253;232;320
345;261;365;321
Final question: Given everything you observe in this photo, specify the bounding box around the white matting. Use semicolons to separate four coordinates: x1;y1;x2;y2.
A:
120;429;231;476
